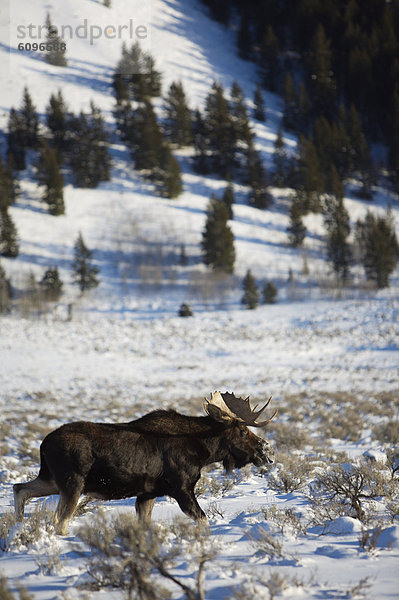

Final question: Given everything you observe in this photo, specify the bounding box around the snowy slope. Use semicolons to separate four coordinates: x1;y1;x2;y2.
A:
1;1;399;599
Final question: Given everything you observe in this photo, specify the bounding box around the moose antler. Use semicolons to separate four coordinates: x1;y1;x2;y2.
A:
204;391;277;427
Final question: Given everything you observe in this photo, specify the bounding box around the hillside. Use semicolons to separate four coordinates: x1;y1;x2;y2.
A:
1;1;399;599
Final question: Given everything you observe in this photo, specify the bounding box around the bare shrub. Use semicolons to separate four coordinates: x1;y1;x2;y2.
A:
359;526;384;554
0;576;33;600
77;510;217;600
228;570;291;599
268;453;314;493
0;502;55;552
249;527;286;561
372;421;399;445
310;459;394;523
270;422;311;451
261;506;306;538
195;468;244;498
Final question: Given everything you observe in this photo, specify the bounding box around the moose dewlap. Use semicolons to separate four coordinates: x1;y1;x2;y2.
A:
13;391;276;534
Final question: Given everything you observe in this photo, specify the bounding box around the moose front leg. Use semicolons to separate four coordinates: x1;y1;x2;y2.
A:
173;488;207;523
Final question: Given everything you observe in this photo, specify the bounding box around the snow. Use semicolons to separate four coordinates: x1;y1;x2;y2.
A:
1;0;399;598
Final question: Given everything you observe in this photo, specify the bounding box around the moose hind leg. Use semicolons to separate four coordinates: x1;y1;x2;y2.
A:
13;477;58;521
135;495;156;521
54;488;82;535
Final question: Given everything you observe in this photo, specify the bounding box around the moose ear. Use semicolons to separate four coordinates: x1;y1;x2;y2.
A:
203;401;233;423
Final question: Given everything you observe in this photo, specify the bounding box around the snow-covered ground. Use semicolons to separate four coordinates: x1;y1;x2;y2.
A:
1;0;399;598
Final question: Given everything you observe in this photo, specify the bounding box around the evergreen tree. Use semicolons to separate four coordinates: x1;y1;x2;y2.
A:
20;87;39;149
0;208;19;258
272;128;288;187
46;90;68;156
324;191;351;282
192;109;210;174
263;281;277;304
69;103;111;188
72;233;100;293
222;180;234;220
40;266;63;300
7;108;26;170
241;269;259;309
230;81;253;147
114;42;162;102
44;13;67;67
163;81;192;147
246;148;271;209
307;24;337;119
127;100;182;197
202;196;235;274
0;261;11;313
287;194;307;247
204;82;237;177
388;84;399;191
258;26;280;91
36;140;65;215
158;145;183;199
253;84;266;122
356;209;399;289
347;105;374;198
282;72;298;131
0;156;18;210
296;135;325;213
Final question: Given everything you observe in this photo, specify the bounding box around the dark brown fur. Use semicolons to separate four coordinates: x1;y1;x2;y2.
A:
13;409;274;534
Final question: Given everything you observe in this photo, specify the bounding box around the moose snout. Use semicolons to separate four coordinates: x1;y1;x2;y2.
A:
259;440;274;464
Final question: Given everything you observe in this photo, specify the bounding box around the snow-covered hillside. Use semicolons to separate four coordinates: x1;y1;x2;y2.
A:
1;1;399;599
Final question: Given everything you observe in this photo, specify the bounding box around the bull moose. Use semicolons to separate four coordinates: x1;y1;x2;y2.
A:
13;391;276;534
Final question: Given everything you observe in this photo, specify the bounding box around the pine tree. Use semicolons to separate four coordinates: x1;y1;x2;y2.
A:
222;180;234;220
287;194;307;247
272;128;288;187
72;233;100;293
0;208;19;258
356;209;399;289
246;148;271;209
324;190;352;282
114;42;161;102
253;84;266;122
296;135;325;213
347;105;374;198
263;281;277;304
241;269;259;309
40;266;63;300
163;81;192;147
230;81;253;147
7;108;26;170
37;141;65;215
258;26;280;91
46;90;68;155
0;261;12;313
20;87;39;149
128;99;163;172
202;196;235;274
0;157;18;210
158;145;183;199
204;82;237;177
192;109;210;174
44;13;67;67
282;72;298;131
69;103;111;188
307;24;337;119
